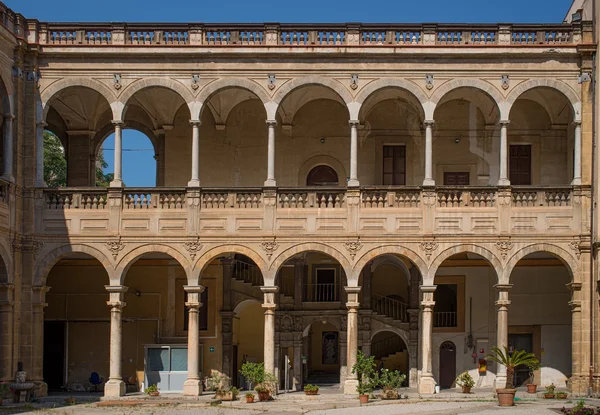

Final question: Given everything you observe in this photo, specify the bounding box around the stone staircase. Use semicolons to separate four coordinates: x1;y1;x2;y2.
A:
305;371;340;386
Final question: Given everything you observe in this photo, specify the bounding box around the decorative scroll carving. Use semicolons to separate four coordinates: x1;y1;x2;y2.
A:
11;239;44;259
344;240;363;258
260;240;279;259
184;237;203;259
419;241;438;259
106;238;125;260
495;241;514;259
569;240;581;259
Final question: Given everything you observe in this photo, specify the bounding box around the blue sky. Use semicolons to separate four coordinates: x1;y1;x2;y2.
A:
19;0;574;187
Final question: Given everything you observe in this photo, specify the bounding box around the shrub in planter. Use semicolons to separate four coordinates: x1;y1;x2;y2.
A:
526;359;541;394
145;384;160;397
561;399;600;415
455;371;475;394
304;384;319;395
240;362;276;401
544;383;556;399
352;350;378;403
205;370;238;401
487;347;538;407
379;369;406;400
245;392;255;403
556;391;568;400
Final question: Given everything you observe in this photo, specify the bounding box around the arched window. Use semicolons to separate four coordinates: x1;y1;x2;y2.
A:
306;165;339;186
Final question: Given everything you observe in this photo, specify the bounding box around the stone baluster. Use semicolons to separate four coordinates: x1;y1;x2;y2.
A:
262;286;279;376
109;121;125;187
35;121;47;187
344;286;361;394
264;120;277;186
494;284;512;388
188;120;201;187
104;285;127;397
498;120;510;186
419;285;436;394
2;114;14;182
572;121;582;185
348;120;359;186
0;283;14;381
423;121;435;186
183;285;205;395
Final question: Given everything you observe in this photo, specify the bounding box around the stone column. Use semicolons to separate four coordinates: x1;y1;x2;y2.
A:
567;282;583;392
264;120;277;186
0;283;14;381
262;286;279;376
348;120;359;186
104;285;128;398
572;121;582;185
188;120;201;187
2;114;14;182
423;120;435;186
293;340;303;391
221;312;235;380
408;309;420;387
344;286;361;394
32;286;49;395
109;121;124;188
494;284;512;389
293;258;305;310
498;121;510;186
35;121;47;187
418;285;436;394
183;285;205;396
362;265;372;309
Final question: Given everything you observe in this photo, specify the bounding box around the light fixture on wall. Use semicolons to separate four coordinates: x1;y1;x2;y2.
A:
320;137;326;144
455;137;462;144
135;290;141;297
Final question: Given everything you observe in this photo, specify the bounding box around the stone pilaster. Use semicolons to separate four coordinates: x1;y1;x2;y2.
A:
567;282;585;394
362;265;372;309
183;285;205;396
0;283;14;381
221;311;235;380
494;284;512;389
31;285;49;396
418;285;436;394
293;340;303;390
293;257;305;310
104;285;127;398
344;286;360;395
408;308;420;387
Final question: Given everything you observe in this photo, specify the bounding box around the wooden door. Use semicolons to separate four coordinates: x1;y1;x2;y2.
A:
443;172;470;186
509;145;532;185
439;341;456;389
43;321;66;391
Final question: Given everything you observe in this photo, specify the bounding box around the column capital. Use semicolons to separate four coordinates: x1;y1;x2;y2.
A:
2;113;15;120
32;285;50;305
184;285;205;307
423;119;435;127
266;119;277;127
566;282;583;292
345;286;361;308
36;121;48;128
499;120;510;127
348;119;360;127
105;285;128;307
420;285;437;293
190;119;202;127
572;120;582;127
111;120;125;127
261;285;279;308
568;300;582;312
494;284;513;293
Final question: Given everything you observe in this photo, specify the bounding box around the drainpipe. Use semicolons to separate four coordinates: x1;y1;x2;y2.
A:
590;0;598;397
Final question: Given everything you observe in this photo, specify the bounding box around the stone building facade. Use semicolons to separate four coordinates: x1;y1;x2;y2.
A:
0;1;599;398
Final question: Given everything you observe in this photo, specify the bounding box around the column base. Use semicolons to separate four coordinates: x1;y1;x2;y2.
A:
418;375;436;394
187;179;201;187
495;374;507;390
183;379;203;396
264;179;277;187
109;180;124;188
497;178;511;187
104;379;126;398
422;178;435;187
34;381;48;397
34;179;47;188
343;378;358;395
568;375;589;396
571;178;582;186
347;179;360;187
0;174;14;183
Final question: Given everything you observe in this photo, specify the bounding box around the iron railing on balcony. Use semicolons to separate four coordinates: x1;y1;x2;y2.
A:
231;259;262;287
434;311;458;328
303;283;339;302
371;294;409;322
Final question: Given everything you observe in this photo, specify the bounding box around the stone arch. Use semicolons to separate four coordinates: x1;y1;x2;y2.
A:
117;77;195;115
355;78;428;118
370;327;410;349
303;317;341;334
269;243;353;287
92;120;158;158
353;245;428;285
194;78;271;119
428;78;505;120
370;255;411;285
426;244;502;285
191;244;268;285
35;244;114;286
114;244;191;285
506;79;581;122
501;243;578;285
272;76;354;120
41;78;117;117
298;155;347;186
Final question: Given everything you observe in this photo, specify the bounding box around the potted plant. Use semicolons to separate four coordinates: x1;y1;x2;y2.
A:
379;369;406;400
204;370;238;401
544;383;556;399
352;350;378;404
487;347;538;407
526;359;541;393
556;391;568;399
240;362;276;402
455;371;475;394
304;384;319;395
245;392;255;403
145;384;160;397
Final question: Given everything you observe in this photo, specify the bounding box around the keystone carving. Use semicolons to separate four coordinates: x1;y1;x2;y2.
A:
106;239;125;260
569;240;581;259
419;241;438;259
260;240;279;259
183;237;203;259
344;240;363;258
495;241;514;259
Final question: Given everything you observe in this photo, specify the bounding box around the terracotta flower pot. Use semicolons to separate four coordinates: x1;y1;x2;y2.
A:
496;388;516;407
257;390;270;402
304;390;318;395
462;386;472;394
149;391;160;397
544;394;555;399
246;396;254;403
359;394;369;403
381;389;399;400
557;393;568;400
527;384;537;394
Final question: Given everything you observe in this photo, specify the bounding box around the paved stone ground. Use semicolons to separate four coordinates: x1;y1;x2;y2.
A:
0;397;597;415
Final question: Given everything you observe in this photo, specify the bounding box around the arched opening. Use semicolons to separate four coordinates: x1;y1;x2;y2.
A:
303;321;340;386
439;341;457;389
433;251;499;389
100;129;156;187
306;165;339;186
509;87;575;185
42;129;67;188
233;299;264;388
43;253;110;392
508;252;572;388
371;331;409;386
433;87;501;186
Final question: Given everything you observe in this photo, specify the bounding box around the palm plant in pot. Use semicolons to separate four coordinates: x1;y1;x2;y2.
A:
526;359;541;393
240;362;276;402
456;371;475;394
352;350;378;403
487;347;538;407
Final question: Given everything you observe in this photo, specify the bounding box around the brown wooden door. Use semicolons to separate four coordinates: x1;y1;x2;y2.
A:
509;145;532;185
383;146;406;185
443;172;470;186
439;341;456;389
307;165;339;186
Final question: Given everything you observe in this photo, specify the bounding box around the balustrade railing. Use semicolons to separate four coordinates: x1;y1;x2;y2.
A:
371;294;408;322
436;187;496;208
512;187;572;207
303;283;339;302
124;189;186;209
202;189;263;209
434;311;457;328
278;188;344;209
361;188;421;208
45;189;108;209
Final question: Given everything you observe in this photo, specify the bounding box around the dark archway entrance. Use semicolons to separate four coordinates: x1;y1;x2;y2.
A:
439;341;456;389
306;165;338;186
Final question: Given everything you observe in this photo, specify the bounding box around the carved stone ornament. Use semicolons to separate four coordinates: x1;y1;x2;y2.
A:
294;317;303;332
569;240;581;259
222;318;233;334
106;239;126;260
183;237;203;259
344;240;363;258
261;240;279;259
495;241;514;259
11;239;43;258
280;314;294;332
419;241;438;259
360;316;371;331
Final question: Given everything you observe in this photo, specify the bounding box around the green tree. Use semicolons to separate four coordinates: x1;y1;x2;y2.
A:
95;148;113;187
43;131;67;187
